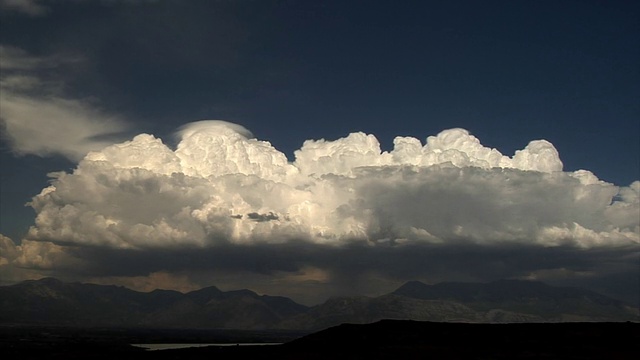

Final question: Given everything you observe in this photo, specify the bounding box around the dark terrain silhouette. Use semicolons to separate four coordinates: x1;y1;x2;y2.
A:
1;278;637;331
2;277;639;359
2;320;638;359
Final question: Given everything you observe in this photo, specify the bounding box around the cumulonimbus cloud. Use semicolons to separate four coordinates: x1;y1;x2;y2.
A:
1;120;637;303
0;45;129;161
24;120;638;251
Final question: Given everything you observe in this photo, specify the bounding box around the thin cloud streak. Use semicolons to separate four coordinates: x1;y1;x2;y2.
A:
0;45;129;161
0;0;48;17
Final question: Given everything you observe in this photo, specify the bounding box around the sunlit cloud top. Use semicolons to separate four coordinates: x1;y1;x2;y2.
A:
24;120;638;251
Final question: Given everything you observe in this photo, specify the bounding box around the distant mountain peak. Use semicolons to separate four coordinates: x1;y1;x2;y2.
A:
391;278;634;319
394;279;567;296
0;278;309;329
1;278;636;331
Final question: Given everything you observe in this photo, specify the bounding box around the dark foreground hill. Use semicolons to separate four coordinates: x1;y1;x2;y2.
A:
282;320;640;359
1;278;637;330
1;320;638;359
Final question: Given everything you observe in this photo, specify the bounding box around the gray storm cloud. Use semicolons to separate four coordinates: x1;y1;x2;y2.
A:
24;120;639;250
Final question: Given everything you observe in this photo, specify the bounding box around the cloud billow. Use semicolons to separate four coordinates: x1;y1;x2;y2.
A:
0;119;637;303
25;120;638;251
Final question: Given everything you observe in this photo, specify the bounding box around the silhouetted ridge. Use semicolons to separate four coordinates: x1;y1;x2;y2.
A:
394;279;625;305
0;278;308;329
388;279;634;322
1;278;636;330
185;285;224;304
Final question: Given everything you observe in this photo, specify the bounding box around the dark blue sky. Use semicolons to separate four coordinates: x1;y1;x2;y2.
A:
1;0;639;241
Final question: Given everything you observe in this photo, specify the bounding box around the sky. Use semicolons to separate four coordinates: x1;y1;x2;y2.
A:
0;0;638;306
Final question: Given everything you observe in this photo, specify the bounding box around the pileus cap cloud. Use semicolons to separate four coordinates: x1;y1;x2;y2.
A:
25;121;638;251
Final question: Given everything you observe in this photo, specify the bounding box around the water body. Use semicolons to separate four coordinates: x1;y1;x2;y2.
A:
132;343;282;351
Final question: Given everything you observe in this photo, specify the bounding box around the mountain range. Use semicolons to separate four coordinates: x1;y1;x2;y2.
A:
0;278;637;330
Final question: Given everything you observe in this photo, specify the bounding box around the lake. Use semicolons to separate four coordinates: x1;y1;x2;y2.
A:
132;342;283;351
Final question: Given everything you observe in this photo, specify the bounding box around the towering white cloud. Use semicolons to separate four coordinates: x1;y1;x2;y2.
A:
24;121;639;251
175;120;296;181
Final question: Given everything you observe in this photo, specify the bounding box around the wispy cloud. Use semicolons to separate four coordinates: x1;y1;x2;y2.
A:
0;0;48;17
0;0;161;16
0;45;129;161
